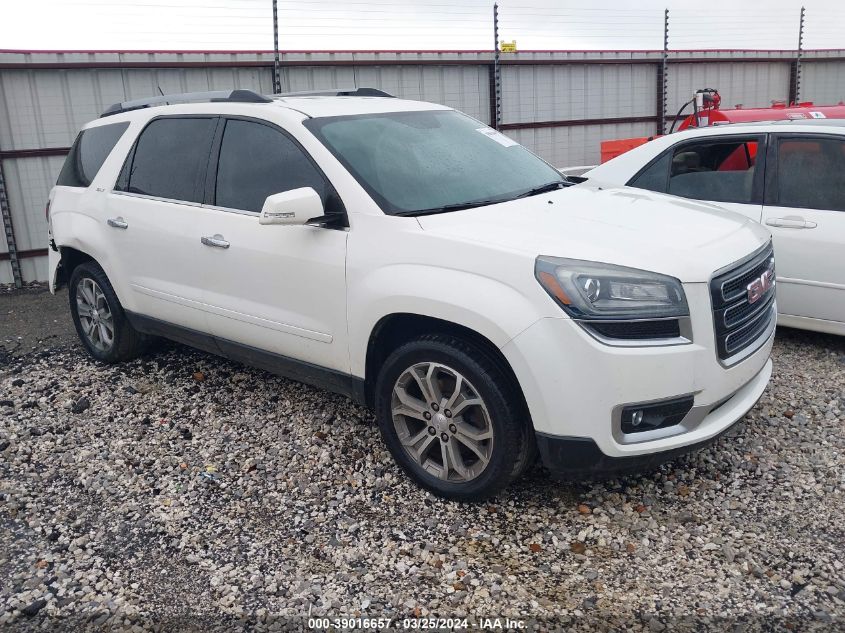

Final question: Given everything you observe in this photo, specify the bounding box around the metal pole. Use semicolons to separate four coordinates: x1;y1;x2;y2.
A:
0;159;22;288
659;8;669;135
794;6;805;103
272;0;281;94
493;3;501;130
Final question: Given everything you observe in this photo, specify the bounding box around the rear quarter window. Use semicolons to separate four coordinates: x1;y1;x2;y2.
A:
57;122;130;188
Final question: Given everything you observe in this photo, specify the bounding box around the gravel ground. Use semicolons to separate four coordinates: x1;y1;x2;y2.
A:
0;288;844;631
0;284;76;360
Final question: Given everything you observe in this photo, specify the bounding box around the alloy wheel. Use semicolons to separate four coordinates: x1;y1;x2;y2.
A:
391;362;494;483
76;277;115;352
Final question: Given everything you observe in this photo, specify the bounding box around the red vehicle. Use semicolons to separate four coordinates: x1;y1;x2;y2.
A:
599;89;845;163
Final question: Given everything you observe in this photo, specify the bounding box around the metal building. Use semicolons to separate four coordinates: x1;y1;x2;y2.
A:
2;48;844;284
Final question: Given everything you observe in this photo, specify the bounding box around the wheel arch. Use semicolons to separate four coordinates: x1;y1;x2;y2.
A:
55;245;131;308
362;313;531;422
54;246;96;290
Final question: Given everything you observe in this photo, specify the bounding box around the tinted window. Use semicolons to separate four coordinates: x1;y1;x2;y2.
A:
121;117;215;202
628;151;671;193
215;119;330;213
776;137;845;211
666;139;758;204
57;122;130;188
305;110;564;215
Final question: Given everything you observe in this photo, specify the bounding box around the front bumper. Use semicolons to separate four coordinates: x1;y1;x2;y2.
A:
501;281;775;470
535;358;771;477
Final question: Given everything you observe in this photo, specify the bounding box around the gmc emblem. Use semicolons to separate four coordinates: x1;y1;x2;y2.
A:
746;267;775;304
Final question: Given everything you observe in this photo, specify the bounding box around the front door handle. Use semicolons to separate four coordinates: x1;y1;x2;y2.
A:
107;217;128;229
201;234;230;249
765;217;817;229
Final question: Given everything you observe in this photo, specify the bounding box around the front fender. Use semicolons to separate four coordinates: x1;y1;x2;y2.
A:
348;263;548;376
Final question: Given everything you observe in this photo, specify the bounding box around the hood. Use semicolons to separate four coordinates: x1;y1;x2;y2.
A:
416;183;771;283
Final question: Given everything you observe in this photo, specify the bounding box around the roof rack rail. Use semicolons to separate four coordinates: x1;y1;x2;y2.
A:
100;89;272;118
275;87;395;98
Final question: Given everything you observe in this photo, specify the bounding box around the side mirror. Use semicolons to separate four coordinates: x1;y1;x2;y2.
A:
259;187;323;226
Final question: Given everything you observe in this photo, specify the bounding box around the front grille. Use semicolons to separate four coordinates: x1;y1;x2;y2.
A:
710;244;776;362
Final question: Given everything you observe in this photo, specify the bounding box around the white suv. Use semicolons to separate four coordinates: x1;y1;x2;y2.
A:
47;88;775;500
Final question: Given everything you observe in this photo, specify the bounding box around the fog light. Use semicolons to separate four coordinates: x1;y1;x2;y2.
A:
621;396;694;434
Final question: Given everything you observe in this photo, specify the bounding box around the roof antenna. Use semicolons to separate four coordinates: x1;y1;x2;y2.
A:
157;85;164;96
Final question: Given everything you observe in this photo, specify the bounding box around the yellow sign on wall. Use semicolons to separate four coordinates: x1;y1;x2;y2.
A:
500;41;517;53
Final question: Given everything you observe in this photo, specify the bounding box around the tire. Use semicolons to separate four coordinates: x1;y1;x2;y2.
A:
374;333;531;501
510;419;539;480
68;261;148;363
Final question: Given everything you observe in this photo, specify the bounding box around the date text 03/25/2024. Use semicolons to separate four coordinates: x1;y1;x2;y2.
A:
307;617;527;630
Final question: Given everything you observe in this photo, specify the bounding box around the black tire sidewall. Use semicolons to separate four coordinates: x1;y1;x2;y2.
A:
68;262;129;363
375;337;523;501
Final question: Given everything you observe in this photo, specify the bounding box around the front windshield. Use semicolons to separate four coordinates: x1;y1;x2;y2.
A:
304;109;565;215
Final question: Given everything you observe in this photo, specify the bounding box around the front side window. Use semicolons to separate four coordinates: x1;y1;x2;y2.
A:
304;110;565;215
118;117;216;203
215;119;330;213
628;151;671;193
775;137;845;211
667;139;759;204
629;138;759;204
57;122;130;188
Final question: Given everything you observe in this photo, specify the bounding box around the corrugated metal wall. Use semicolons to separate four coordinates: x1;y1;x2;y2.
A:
1;48;844;283
802;61;845;104
505;122;658;169
666;61;793;114
1;156;65;282
286;65;491;123
501;63;657;123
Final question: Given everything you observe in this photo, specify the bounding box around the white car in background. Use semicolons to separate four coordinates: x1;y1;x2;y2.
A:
585;120;845;336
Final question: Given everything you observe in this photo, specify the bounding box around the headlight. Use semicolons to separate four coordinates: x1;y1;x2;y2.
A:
535;256;689;320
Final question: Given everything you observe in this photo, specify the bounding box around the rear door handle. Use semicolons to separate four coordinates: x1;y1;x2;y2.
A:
107;217;128;229
765;217;817;229
201;234;230;249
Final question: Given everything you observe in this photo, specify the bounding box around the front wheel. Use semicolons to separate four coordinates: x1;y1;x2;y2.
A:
374;334;531;501
68;261;148;363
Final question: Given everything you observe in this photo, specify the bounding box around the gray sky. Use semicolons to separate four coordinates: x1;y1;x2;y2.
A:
2;0;843;51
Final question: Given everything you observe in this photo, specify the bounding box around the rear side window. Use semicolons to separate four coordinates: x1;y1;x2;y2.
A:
775;137;845;211
57;122;130;188
118;117;216;203
214;119;331;213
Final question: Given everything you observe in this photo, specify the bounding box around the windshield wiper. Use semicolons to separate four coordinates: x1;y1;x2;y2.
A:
395;199;505;217
395;180;571;217
514;180;570;199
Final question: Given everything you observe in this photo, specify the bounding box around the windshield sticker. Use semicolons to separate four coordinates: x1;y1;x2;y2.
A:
809;111;827;119
476;127;519;147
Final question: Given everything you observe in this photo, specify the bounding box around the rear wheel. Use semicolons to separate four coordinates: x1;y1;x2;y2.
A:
375;334;531;501
68;261;148;363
